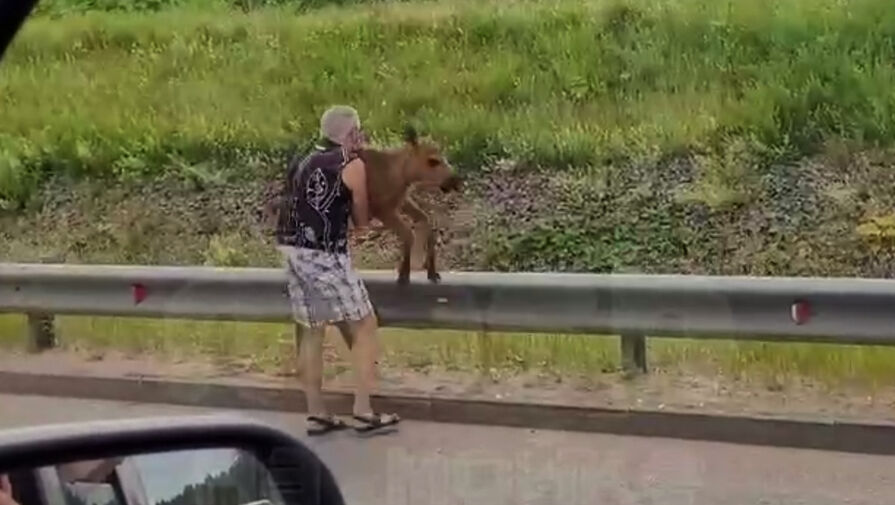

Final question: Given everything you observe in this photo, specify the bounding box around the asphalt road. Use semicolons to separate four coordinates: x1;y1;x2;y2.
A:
2;393;894;505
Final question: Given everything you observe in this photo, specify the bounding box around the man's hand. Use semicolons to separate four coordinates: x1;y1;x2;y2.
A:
0;475;19;505
349;219;384;242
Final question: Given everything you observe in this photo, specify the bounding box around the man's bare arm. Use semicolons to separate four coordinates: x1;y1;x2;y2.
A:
341;158;370;230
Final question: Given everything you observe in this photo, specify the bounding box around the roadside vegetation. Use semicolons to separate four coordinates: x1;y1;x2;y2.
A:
5;0;895;205
4;0;895;275
3;0;895;390
4;313;895;394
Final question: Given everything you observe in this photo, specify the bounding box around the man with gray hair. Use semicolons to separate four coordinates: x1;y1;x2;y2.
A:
275;105;399;435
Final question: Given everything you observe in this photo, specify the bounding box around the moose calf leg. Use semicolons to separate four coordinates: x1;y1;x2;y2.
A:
401;199;439;283
380;212;414;285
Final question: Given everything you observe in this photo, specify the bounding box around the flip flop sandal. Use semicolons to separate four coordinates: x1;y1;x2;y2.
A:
352;413;401;433
306;415;348;436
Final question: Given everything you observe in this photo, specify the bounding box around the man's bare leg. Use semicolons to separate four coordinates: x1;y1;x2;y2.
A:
299;325;327;416
339;314;379;415
337;313;399;431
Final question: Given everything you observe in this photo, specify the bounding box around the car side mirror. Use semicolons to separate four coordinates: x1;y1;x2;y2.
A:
0;416;345;505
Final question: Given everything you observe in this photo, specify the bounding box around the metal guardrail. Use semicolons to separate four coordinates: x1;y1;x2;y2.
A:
3;262;895;372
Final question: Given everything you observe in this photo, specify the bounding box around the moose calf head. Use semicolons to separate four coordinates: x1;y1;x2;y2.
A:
402;126;462;193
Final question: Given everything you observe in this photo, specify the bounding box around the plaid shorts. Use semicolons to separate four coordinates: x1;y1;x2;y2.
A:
277;246;373;328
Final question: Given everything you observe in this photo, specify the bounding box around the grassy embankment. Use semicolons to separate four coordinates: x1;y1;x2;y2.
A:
5;314;895;389
3;0;895;386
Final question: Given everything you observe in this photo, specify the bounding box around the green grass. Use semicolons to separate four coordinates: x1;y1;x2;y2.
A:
29;0;399;17
0;315;28;348
4;314;895;388
4;0;895;390
4;0;895;206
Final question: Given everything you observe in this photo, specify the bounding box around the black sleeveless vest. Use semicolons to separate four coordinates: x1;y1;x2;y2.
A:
275;143;354;254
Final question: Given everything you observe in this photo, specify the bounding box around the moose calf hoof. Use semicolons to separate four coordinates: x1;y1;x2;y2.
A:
427;272;442;284
397;275;410;286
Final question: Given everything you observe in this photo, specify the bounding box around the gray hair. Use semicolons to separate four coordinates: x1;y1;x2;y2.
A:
320;105;361;145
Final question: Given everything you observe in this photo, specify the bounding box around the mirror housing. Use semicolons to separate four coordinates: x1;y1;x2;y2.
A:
0;416;344;505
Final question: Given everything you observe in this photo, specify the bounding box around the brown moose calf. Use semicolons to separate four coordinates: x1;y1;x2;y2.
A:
263;127;461;285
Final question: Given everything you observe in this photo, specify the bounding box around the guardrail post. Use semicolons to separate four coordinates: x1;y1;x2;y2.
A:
27;312;56;352
620;333;647;374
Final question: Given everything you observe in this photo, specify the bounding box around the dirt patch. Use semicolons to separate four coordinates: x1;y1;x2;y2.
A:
5;148;895;277
2;349;894;424
0;173;483;273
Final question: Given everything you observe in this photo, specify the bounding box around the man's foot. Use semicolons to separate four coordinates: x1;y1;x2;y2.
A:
352;413;401;433
306;415;349;436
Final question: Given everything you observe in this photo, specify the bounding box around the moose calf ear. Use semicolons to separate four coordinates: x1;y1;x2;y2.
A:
403;125;419;146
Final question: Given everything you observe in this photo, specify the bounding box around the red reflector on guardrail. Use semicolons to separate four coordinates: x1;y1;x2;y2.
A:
132;283;147;305
791;300;811;325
